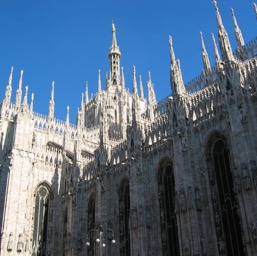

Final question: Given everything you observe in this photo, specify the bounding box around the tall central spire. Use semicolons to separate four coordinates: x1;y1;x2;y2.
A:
108;22;121;86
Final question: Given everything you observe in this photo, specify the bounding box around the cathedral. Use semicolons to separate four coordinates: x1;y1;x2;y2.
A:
0;1;257;255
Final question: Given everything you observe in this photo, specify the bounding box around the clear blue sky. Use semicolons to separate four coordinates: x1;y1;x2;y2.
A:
0;0;255;123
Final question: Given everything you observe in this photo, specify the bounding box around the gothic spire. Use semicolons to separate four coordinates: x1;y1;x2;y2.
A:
147;71;157;105
4;66;13;104
85;82;89;104
211;33;222;70
213;0;234;61
15;70;23;107
231;8;245;49
48;81;55;120
169;35;176;66
98;70;102;92
66;106;70;126
139;75;144;99
108;22;121;85
169;36;186;97
23;86;28;107
132;66;138;95
200;32;211;73
30;93;34;113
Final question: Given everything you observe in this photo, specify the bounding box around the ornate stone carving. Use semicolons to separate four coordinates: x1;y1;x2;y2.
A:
249;220;257;241
182;237;191;256
179;188;187;213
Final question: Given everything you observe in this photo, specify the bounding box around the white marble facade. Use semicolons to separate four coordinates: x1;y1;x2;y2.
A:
0;2;257;256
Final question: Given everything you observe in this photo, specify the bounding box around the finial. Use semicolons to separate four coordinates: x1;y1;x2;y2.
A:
85;81;89;103
231;8;245;49
112;21;116;32
109;21;120;55
211;33;221;66
8;66;14;85
66;106;70;125
23;85;28;106
169;35;176;66
51;81;55;100
132;66;138;95
18;70;24;90
139;75;144;99
4;67;14;104
148;71;152;83
15;70;23;107
200;31;211;73
98;69;101;92
147;71;157;106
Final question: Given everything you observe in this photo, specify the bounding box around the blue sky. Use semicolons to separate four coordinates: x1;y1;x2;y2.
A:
0;0;256;123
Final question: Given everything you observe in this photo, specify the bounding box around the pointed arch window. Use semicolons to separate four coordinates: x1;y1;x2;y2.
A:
208;135;245;255
119;180;130;256
32;185;51;256
158;161;180;255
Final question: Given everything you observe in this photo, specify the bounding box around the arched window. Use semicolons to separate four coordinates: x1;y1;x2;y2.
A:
207;135;245;255
87;195;95;256
158;161;180;255
119;180;130;256
32;185;51;256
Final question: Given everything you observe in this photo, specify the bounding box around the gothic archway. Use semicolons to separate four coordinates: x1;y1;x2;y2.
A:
119;179;130;256
207;133;245;255
32;184;52;256
158;160;180;256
